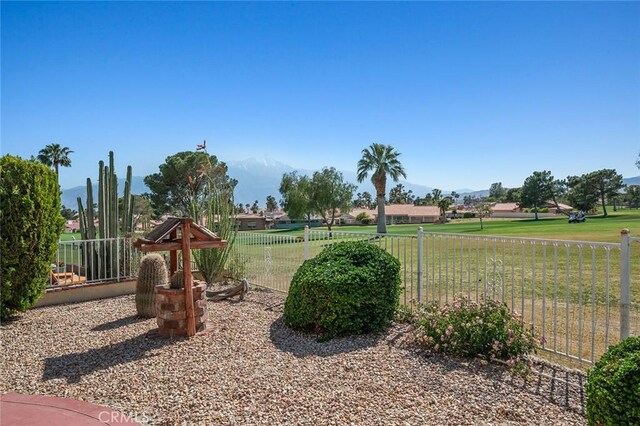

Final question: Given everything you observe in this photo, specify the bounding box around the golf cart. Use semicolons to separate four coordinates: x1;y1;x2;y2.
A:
568;211;586;223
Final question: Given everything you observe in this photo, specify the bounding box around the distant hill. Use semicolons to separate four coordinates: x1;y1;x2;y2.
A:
61;176;148;209
62;161;639;210
226;158;473;205
623;175;640;186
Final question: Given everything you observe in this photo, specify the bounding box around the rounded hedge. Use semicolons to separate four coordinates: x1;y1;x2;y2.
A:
284;241;401;338
586;336;640;425
0;155;64;319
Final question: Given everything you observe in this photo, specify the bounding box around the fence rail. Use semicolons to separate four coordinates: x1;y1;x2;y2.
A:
231;227;639;366
51;237;141;286
51;228;639;367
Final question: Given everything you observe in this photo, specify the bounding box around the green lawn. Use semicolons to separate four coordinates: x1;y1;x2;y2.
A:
59;232;82;241
237;208;640;366
260;208;640;243
55;208;639;366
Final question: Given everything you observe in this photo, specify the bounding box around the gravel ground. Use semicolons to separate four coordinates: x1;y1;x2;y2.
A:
1;290;587;425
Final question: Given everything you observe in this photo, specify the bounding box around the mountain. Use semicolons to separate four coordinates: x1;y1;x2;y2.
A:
62;160;638;210
61;158;486;208
61;176;148;209
226;158;475;205
623;175;640;186
226;158;297;205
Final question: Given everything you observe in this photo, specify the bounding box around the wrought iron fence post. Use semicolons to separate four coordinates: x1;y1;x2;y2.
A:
417;227;424;303
304;225;309;260
620;228;631;340
116;237;121;282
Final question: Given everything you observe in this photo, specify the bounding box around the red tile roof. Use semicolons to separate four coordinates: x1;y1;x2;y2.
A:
351;205;440;218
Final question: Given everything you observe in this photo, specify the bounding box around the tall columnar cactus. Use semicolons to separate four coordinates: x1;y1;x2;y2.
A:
77;151;135;280
136;253;168;318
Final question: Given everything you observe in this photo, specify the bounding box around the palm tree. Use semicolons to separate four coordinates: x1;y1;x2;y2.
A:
37;143;73;179
356;143;407;233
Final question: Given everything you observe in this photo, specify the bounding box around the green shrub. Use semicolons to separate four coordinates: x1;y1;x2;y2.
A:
0;155;64;319
355;212;371;225
413;296;538;363
284;241;401;338
355;212;369;221
586;337;640;426
462;212;475;218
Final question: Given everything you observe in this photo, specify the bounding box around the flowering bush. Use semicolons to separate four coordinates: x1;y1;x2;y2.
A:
413;296;539;363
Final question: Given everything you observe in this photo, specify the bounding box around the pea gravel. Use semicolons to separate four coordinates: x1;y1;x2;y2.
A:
1;290;587;425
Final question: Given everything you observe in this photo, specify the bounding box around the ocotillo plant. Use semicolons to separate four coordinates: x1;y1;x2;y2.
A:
77;151;135;280
189;144;238;284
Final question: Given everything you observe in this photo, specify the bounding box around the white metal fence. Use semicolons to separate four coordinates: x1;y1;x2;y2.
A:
51;237;141;286
232;227;639;366
51;229;639;366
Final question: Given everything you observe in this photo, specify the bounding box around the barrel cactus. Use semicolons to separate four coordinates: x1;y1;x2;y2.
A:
136;253;168;318
169;271;193;290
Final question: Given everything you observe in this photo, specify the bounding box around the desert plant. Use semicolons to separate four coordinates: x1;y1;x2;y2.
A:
169;271;193;290
284;241;401;339
413;296;539;363
188;144;237;284
135;253;168;318
0;155;64;319
77;151;135;280
225;253;248;280
586;336;640;426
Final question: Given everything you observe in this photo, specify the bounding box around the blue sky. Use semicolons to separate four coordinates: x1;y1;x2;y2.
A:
2;1;639;192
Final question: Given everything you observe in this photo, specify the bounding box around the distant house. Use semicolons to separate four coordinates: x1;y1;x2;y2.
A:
263;211;285;229
233;214;267;231
544;202;574;214
492;203;522;214
333;212;358;225
273;214;322;229
64;220;80;233
351;205;440;224
491;201;573;218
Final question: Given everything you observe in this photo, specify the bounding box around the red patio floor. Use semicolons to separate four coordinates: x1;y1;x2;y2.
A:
1;393;141;425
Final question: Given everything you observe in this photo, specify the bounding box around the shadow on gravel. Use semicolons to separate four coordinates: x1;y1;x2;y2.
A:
91;315;148;332
408;348;586;416
42;329;177;384
269;316;382;357
524;360;586;415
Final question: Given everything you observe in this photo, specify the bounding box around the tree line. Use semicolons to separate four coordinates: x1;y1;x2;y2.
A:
33;142;640;233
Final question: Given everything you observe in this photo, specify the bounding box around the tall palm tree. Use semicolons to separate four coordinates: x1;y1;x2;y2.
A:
356;143;407;233
37;143;73;179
